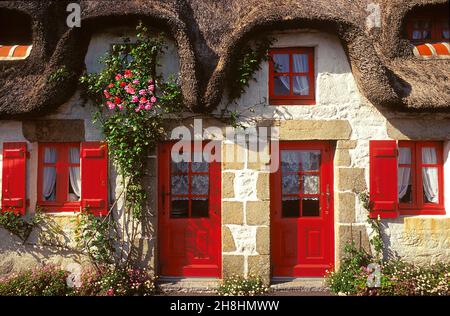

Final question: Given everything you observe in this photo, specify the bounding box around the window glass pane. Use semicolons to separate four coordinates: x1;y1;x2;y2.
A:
412;30;422;39
69;147;80;164
398;167;412;203
42;166;57;201
191;198;209;218
293;76;310;96
44;147;57;163
301;198;320;217
273;76;290;96
442;20;450;39
171;161;188;173
171;175;189;195
422;147;437;164
422;167;439;204
192;153;208;172
192;175;209;195
171;198;189;218
273;54;289;72
282;174;299;194
422;30;431;39
68;166;81;201
302;175;319;194
281;150;320;172
398;147;411;164
282;197;300;218
293;54;309;72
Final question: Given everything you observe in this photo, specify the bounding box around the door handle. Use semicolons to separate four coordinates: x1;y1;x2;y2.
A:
325;184;330;215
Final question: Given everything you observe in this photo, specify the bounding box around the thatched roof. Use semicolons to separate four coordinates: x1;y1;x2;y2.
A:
0;0;449;118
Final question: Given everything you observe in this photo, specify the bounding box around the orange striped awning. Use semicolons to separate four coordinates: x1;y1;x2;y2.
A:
0;45;32;61
413;42;450;59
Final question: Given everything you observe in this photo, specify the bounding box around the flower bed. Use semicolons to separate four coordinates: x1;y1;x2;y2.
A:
326;243;450;296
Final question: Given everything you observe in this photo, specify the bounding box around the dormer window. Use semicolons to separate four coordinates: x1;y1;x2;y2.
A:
0;9;32;61
406;6;449;43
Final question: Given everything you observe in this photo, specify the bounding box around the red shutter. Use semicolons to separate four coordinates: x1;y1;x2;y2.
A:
81;142;108;216
369;140;399;218
1;142;27;215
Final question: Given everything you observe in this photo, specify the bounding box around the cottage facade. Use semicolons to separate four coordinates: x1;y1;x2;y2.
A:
0;0;449;284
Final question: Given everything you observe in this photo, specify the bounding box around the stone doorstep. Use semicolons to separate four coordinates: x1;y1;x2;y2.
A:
269;278;330;293
157;277;219;294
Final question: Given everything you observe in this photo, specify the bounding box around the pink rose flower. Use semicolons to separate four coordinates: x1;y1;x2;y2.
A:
148;79;154;84
117;104;124;110
150;96;157;103
140;97;147;103
107;101;115;110
135;107;140;112
139;89;147;96
103;90;111;99
132;79;140;85
131;96;139;103
144;103;152;110
115;74;122;81
106;288;114;296
148;85;155;92
125;85;135;94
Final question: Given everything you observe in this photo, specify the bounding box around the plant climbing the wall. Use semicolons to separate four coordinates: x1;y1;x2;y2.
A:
79;22;183;268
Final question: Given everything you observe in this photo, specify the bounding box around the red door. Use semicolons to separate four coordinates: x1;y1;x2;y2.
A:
158;142;221;277
271;141;334;277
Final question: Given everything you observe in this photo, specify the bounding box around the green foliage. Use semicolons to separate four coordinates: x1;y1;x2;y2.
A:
218;275;269;296
0;209;44;242
73;209;115;267
325;241;372;295
0;265;71;296
359;191;384;260
49;66;70;83
228;36;274;102
80;22;182;224
74;266;157;296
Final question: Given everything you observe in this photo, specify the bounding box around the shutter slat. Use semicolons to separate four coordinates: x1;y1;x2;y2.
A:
81;142;108;216
369;140;399;219
1;142;27;215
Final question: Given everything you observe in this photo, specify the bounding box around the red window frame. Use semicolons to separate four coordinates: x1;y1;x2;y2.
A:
268;47;315;105
406;10;449;43
398;141;445;215
37;143;81;212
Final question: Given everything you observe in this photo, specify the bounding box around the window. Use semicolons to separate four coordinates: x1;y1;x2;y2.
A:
398;141;444;214
268;48;315;105
170;150;211;218
406;8;449;43
37;142;108;214
38;143;81;211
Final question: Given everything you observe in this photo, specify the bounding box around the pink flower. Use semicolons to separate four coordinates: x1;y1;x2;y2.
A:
150;96;157;103
144;103;152;110
107;101;115;110
103;90;111;99
115;74;122;81
125;85;135;94
132;79;140;85
139;97;147;103
124;69;132;78
106;288;114;296
107;83;114;88
147;85;155;92
131;96;139;103
139;89;147;96
117;104;124;110
135;107;140;112
148;79;154;84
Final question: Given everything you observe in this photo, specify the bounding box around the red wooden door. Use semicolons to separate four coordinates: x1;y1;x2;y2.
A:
271;141;334;277
158;142;221;277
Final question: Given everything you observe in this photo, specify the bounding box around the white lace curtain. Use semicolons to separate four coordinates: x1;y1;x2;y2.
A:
398;147;411;200
43;148;57;201
422;147;439;204
275;54;309;95
69;147;81;201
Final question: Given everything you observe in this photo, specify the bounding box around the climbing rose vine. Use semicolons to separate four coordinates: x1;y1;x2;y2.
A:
103;70;157;112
